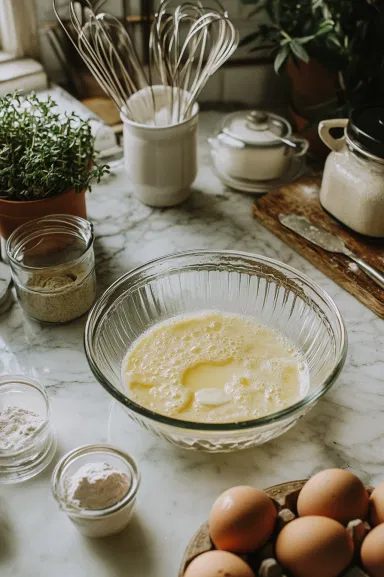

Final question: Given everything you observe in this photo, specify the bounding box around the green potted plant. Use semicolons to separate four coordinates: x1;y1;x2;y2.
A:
240;0;384;156
0;92;109;239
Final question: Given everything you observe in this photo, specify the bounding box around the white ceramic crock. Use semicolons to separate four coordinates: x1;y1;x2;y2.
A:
121;86;199;208
209;110;308;183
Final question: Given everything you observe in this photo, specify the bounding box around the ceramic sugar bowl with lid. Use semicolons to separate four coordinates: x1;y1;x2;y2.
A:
319;106;384;237
209;110;308;184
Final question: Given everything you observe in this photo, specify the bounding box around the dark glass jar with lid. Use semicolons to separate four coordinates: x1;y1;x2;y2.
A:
318;106;384;237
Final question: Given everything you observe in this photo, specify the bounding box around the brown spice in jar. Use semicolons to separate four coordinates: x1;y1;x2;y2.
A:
19;264;96;323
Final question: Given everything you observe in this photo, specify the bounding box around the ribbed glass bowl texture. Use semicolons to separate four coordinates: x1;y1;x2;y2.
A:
85;251;347;452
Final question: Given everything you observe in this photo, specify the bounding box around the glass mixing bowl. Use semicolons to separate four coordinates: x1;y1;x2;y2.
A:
84;251;347;452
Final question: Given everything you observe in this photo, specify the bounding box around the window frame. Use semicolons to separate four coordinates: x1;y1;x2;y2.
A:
0;0;39;60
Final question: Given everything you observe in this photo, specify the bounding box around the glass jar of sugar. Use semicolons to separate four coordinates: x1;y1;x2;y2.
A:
6;215;96;323
51;444;141;538
0;376;57;484
319;106;384;237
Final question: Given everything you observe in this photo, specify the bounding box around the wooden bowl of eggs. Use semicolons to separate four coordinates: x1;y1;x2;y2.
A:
179;469;384;577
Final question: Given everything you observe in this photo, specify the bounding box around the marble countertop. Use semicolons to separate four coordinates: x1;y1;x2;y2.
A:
1;112;383;577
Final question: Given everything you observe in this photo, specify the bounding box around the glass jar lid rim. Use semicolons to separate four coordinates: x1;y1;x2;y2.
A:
348;105;384;159
6;214;93;271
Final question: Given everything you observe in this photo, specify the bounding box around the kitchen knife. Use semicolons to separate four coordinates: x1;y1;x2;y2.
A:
279;213;384;290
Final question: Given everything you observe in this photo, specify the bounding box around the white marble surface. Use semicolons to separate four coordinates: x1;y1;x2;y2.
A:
1;112;383;577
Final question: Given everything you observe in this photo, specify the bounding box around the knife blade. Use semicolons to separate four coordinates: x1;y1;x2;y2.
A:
279;214;349;254
278;213;384;290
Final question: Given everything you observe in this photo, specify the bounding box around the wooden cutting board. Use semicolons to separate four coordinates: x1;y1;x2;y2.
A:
253;175;384;318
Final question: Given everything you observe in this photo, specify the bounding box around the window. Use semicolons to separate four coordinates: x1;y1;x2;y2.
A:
0;0;38;59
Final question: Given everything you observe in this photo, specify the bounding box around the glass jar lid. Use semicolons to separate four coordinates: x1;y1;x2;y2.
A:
348;106;384;159
220;110;292;147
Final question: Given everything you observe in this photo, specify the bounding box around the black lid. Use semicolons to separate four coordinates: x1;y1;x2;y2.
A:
347;106;384;159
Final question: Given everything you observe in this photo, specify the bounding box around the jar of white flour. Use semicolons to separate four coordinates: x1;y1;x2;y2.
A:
51;444;140;537
319;106;384;237
0;376;56;484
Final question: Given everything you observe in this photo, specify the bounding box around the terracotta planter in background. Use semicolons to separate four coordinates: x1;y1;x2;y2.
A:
0;187;87;240
289;105;329;162
286;59;340;161
286;58;339;112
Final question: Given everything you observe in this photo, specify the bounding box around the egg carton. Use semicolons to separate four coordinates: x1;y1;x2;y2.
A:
178;480;371;577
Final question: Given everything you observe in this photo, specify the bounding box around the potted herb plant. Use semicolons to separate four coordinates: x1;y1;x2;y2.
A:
0;92;109;239
240;0;384;157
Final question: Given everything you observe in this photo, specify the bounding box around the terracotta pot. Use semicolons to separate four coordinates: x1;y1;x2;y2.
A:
285;58;340;161
0;187;87;240
288;105;329;161
286;58;339;113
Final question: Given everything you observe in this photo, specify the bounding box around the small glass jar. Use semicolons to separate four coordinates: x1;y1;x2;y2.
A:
6;214;96;323
0;376;57;484
51;444;141;538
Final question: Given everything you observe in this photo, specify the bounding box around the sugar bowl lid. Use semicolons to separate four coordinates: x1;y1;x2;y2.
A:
347;106;384;159
220;110;292;147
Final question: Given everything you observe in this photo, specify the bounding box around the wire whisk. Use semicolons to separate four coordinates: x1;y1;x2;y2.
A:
150;1;238;122
54;0;239;126
53;0;154;119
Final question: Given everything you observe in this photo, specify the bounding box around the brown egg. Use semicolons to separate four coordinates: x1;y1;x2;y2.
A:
209;486;277;553
276;516;354;577
297;469;369;524
361;523;384;577
369;481;384;526
184;551;255;577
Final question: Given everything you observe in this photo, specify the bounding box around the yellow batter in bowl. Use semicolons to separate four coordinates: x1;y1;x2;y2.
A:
122;311;309;424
